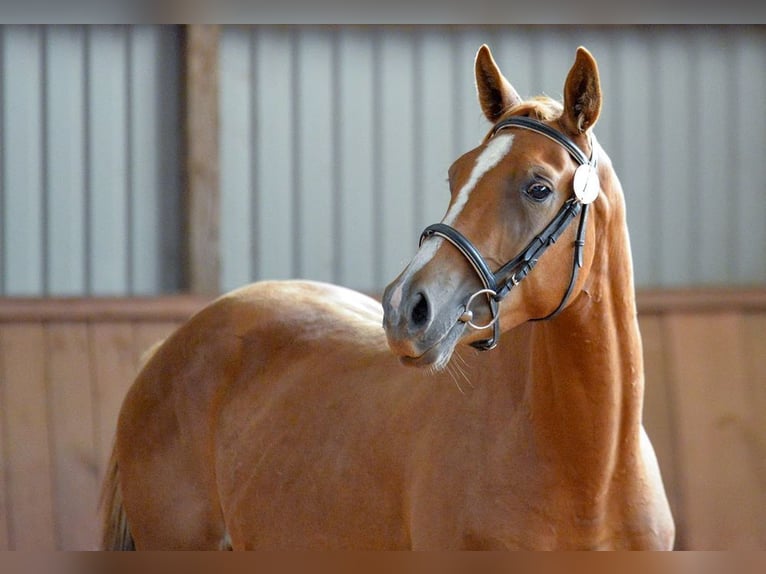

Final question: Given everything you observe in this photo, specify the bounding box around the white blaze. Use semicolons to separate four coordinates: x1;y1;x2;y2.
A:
443;134;514;225
408;134;514;273
387;134;514;315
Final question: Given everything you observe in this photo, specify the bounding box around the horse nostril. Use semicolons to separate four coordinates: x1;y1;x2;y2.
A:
410;292;430;328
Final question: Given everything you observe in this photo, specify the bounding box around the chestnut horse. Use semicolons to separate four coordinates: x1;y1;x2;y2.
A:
101;45;674;550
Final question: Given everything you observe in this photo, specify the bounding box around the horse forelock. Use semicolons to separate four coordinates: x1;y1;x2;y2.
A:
509;97;563;121
484;96;564;140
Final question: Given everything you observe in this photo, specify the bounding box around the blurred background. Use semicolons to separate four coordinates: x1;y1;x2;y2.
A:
0;24;764;550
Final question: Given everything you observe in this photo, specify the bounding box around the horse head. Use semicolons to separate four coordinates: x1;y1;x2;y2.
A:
382;45;604;369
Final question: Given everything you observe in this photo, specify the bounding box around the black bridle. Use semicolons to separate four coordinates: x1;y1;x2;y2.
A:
419;116;599;351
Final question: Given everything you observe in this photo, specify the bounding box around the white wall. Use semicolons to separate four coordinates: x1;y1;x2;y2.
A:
2;25;764;296
0;25;182;296
220;25;766;294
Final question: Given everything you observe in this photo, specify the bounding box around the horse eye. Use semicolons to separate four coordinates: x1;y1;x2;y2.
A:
525;182;553;202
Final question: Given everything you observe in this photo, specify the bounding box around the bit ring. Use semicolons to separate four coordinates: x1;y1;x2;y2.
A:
459;288;499;331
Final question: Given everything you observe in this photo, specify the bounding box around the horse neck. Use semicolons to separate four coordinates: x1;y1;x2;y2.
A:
502;170;644;485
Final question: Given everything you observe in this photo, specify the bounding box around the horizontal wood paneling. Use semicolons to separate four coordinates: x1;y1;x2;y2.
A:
0;302;187;550
0;296;208;322
636;291;766;550
0;323;56;549
1;288;765;549
660;313;765;549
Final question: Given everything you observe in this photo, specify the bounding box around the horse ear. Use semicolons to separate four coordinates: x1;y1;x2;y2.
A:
561;46;602;135
475;44;522;123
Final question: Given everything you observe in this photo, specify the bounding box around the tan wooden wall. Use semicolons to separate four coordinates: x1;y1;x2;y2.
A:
1;290;765;550
0;297;205;550
639;289;766;550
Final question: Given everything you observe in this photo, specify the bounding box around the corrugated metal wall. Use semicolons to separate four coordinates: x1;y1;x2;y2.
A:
1;26;764;297
0;25;182;296
220;25;766;294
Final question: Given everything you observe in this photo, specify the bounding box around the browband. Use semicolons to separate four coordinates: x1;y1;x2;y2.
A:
491;115;592;166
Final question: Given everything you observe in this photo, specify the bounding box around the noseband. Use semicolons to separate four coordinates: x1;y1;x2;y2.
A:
419;116;599;351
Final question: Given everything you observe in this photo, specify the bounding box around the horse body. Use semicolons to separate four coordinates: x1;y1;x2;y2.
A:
111;278;671;549
103;44;674;550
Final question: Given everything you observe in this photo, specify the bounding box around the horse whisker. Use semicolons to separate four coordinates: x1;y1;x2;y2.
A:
444;361;466;395
452;349;474;389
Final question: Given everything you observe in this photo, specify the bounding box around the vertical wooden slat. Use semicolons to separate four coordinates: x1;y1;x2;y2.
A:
582;28;622;169
337;28;375;291
253;26;295;281
45;26;86;296
455;28;489;153
615;30;654;286
494;26;535;104
666;312;763;549
534;28;573;103
418;29;457;229
733;29;766;284
379;28;416;285
296;28;335;283
694;29;731;284
90;323;140;476
185;24;221;295
155;28;184;294
0;328;10;549
0;26;4;293
88;26;130;295
220;27;254;292
46;323;98;550
130;26;166;295
742;313;766;548
654;30;695;287
0;323;56;549
2;26;44;295
638;313;683;545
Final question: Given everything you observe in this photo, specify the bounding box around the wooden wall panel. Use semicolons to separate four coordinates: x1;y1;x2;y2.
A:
742;314;766;549
0;324;56;549
638;314;684;545
90;323;140;474
46;323;99;550
666;313;764;549
0;329;9;548
1;291;765;549
0;299;198;550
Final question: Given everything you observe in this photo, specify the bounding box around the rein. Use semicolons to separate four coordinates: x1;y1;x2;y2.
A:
419;116;599;351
